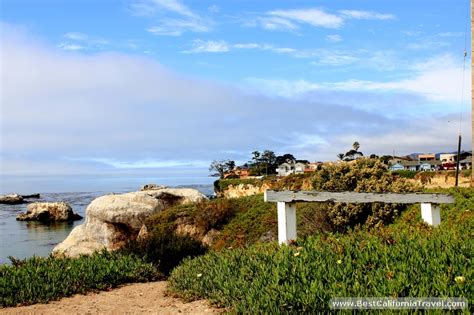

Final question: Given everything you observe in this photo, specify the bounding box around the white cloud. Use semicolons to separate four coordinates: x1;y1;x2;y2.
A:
247;8;396;32
147;17;211;36
1;24;470;175
64;32;88;41
258;16;298;31
132;0;211;36
245;54;471;104
57;43;85;51
339;10;395;21
324;54;470;102
243;78;321;98
183;40;229;53
58;32;109;51
326;34;342;42
269;8;343;29
313;53;358;66
132;0;196;17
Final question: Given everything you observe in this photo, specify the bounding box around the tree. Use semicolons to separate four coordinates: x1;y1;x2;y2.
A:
209;160;235;179
339;141;364;161
252;151;261;175
276;154;296;166
261;150;277;175
352;141;360;151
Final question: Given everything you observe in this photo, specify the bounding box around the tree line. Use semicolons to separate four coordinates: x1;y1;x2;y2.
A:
209;150;309;179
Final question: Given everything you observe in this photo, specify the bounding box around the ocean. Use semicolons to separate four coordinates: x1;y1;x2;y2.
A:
0;174;215;264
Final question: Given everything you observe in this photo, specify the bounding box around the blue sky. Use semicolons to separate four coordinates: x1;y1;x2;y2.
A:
0;0;472;177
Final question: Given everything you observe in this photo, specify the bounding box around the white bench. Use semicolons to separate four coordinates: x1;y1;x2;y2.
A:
264;190;455;244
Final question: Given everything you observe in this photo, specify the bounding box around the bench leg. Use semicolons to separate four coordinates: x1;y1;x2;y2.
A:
421;203;441;226
277;202;297;244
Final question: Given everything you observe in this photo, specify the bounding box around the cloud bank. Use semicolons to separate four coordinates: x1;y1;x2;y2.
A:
0;23;471;176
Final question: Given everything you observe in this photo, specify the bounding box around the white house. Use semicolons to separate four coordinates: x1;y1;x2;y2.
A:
277;162;307;176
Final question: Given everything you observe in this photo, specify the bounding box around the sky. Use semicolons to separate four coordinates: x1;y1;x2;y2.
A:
0;0;472;178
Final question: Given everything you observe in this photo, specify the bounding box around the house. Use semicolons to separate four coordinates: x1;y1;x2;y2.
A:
277;163;293;176
459;156;472;169
440;153;456;163
418;153;436;162
420;160;441;171
401;161;420;171
277;162;308;176
389;163;404;171
388;156;412;166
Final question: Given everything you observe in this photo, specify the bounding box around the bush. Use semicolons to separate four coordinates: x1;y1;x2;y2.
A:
0;251;158;307
195;198;236;231
168;188;473;313
311;159;419;230
120;224;207;276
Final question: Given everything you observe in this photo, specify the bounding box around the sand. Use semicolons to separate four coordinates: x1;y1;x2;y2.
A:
0;281;221;315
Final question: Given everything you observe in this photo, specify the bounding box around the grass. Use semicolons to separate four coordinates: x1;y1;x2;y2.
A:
168;188;473;313
0;251;159;307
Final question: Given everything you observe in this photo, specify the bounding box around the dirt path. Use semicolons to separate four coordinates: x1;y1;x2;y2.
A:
0;281;221;315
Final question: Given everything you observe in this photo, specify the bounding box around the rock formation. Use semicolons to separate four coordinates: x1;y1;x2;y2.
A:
0;193;40;204
52;187;207;258
16;202;82;222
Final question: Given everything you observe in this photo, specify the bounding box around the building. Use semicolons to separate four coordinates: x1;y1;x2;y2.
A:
389;163;404;171
389;160;440;172
440;153;456;163
418;153;436;162
277;162;307;176
459;156;472;169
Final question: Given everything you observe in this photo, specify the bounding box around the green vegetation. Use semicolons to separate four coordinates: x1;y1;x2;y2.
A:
120;226;207;276
169;188;473;313
0;251;159;307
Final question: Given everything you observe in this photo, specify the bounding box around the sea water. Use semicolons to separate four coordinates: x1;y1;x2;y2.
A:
0;174;215;264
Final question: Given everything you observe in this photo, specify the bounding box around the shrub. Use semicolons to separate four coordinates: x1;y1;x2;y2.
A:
0;251;158;307
121;223;207;276
311;159;419;230
194;198;236;231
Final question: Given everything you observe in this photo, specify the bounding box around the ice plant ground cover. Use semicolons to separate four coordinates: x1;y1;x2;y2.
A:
168;188;473;313
0;251;159;307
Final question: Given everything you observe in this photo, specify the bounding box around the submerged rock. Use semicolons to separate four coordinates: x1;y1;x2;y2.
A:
0;193;41;204
52;188;208;258
16;202;82;222
0;194;24;204
140;183;168;191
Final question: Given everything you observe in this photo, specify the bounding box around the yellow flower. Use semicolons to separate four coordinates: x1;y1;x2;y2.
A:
294;252;300;257
337;259;342;264
197;273;203;278
455;276;465;284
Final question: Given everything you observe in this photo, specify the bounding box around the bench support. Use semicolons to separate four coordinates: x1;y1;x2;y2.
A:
421;203;441;226
277;202;297;244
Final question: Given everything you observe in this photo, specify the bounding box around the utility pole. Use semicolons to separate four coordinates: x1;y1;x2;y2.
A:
471;0;474;187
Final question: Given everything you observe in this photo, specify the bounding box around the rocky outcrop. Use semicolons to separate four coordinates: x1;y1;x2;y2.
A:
0;193;40;204
219;183;272;199
16;202;82;222
0;194;25;204
52;188;207;258
140;184;168;191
